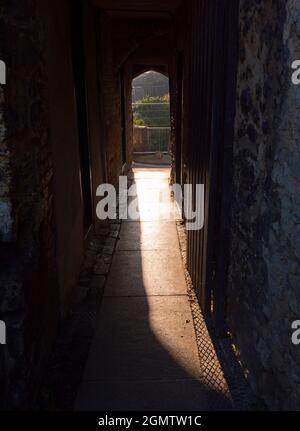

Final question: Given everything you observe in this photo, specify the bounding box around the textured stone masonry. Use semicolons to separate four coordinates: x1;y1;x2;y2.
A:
228;0;300;410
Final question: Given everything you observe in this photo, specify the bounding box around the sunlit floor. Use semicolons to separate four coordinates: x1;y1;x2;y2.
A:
75;167;211;410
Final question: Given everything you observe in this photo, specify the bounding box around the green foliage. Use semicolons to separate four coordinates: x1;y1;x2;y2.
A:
161;94;170;103
132;94;170;127
133;112;145;126
135;95;168;104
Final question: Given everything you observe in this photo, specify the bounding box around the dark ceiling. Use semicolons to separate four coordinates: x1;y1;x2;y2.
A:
91;0;181;13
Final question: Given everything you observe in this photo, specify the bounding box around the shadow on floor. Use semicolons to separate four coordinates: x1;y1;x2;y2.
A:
75;167;233;411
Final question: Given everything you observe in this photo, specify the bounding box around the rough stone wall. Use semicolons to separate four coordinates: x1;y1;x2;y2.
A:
0;0;60;408
228;0;300;410
0;76;12;241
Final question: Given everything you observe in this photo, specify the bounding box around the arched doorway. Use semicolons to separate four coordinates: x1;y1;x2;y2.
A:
131;71;171;166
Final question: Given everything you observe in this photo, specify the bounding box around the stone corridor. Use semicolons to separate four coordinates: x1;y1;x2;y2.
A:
75;167;230;410
2;0;300;412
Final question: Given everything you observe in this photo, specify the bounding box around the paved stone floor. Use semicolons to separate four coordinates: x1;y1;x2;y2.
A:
75;167;232;411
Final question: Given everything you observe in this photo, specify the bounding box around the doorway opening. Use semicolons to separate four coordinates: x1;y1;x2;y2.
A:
131;71;171;167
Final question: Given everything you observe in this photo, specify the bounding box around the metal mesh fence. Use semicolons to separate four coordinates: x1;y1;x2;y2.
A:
132;100;171;153
133;126;170;153
176;220;256;410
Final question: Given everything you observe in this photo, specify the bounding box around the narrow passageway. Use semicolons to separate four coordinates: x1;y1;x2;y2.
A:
3;0;299;412
76;167;226;410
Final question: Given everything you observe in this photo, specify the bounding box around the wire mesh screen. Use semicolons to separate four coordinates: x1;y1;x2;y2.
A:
132;101;170;153
133;126;170;153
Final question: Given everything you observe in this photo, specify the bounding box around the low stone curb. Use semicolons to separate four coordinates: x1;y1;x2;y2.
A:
36;222;121;410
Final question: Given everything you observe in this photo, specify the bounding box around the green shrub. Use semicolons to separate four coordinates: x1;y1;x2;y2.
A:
132;94;170;127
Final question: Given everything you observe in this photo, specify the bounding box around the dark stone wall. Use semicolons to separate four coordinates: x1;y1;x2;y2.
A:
228;0;300;409
0;0;60;408
0;0;99;408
